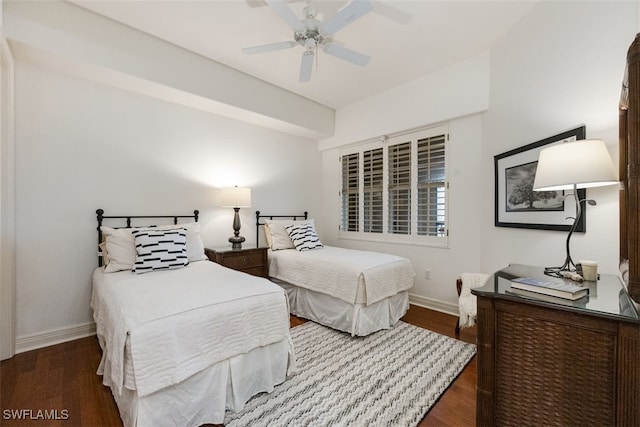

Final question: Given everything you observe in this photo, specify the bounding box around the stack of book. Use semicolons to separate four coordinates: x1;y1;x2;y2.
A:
510;277;589;301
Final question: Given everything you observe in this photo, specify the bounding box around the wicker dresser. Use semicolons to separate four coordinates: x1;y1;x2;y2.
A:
472;264;640;426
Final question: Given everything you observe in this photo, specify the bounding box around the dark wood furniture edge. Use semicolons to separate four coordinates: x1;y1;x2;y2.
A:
204;247;216;262
617;321;640;425
475;296;495;424
621;33;640;303
96;209;200;267
255;210;308;248
455;278;462;336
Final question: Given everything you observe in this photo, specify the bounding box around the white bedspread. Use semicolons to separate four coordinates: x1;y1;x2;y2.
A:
268;246;415;305
91;261;291;397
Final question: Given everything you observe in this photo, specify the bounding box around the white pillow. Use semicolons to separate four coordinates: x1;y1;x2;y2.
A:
177;222;207;262
132;229;189;274
285;222;324;252
98;242;110;265
101;222;206;273
265;219;314;250
102;227;138;273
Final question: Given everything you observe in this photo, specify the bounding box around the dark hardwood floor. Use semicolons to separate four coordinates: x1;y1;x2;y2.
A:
0;305;476;426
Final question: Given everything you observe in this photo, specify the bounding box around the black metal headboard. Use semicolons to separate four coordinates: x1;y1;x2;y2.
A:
255;210;308;248
96;208;199;266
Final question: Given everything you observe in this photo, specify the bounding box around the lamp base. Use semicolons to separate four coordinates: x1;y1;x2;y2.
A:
228;235;245;250
544;257;576;277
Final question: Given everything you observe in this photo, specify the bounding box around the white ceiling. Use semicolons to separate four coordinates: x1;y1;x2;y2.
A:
69;0;536;109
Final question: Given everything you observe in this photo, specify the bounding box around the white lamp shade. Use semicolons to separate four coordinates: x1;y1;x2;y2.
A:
219;186;252;208
533;139;618;191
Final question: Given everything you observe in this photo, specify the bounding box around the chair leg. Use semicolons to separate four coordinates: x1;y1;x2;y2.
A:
455;278;463;336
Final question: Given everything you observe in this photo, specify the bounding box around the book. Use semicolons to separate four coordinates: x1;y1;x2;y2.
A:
506;288;588;307
510;277;589;300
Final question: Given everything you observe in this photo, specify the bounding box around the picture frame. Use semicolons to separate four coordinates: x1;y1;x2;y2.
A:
494;126;586;231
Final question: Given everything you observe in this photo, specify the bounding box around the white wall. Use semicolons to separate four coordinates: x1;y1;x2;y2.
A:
0;25;16;360
319;53;490;151
480;1;637;276
13;60;322;350
320;1;638;313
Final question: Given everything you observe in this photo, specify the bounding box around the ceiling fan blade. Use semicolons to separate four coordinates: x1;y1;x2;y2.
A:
323;43;370;67
321;0;373;35
371;0;411;25
246;0;304;8
299;51;314;83
242;41;296;55
246;0;267;7
265;0;305;32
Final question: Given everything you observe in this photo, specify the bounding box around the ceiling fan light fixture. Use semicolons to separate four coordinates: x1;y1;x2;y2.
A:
244;0;374;82
304;37;317;50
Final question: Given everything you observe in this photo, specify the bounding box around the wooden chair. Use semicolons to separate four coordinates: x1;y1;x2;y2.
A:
455;278;462;336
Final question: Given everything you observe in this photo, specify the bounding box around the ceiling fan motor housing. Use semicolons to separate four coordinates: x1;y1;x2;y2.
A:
294;9;330;51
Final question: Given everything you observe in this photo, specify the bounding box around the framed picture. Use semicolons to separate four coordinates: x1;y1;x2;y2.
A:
494;126;586;231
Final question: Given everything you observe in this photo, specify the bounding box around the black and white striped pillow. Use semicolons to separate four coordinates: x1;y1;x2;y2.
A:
132;229;189;274
285;223;323;252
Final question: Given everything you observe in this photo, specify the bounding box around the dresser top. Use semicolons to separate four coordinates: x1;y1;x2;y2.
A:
472;264;639;323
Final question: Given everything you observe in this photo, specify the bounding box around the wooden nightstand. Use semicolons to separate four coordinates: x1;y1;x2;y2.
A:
205;246;268;278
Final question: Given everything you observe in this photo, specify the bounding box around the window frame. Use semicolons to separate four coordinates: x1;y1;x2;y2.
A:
339;125;449;247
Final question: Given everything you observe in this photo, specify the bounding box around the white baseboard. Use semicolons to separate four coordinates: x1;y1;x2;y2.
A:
15;322;96;354
409;293;459;318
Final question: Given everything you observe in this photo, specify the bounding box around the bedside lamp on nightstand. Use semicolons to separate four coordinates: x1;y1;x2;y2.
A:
220;186;252;249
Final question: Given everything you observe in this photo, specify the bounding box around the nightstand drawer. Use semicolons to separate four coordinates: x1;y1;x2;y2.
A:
205;247;269;278
220;251;265;270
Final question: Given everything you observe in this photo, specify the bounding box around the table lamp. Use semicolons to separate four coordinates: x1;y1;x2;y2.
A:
220;186;252;249
533;139;617;276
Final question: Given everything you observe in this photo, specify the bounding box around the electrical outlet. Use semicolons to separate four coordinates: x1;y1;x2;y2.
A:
424;269;431;279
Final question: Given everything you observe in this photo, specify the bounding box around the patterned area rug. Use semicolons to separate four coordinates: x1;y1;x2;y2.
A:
224;321;476;426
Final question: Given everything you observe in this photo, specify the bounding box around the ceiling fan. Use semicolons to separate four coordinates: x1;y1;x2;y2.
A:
242;0;374;83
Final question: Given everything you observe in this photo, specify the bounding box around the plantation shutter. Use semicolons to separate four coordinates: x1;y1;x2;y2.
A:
339;124;448;246
363;148;384;233
341;153;359;232
417;134;447;236
388;141;411;235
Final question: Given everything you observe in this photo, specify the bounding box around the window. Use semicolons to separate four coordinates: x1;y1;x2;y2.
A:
417;134;447;237
341;152;359;232
363;148;383;233
388;141;412;235
340;125;448;246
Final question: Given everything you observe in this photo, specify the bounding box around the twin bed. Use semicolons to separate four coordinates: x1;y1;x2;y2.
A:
92;210;294;427
256;211;415;336
92;209;415;427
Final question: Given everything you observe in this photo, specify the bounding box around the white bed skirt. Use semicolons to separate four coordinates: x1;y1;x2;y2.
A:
103;338;293;427
273;278;409;336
